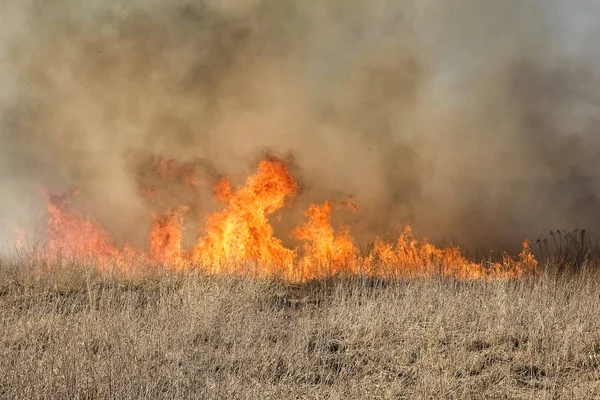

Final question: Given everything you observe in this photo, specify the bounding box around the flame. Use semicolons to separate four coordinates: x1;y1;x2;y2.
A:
194;159;297;277
43;192;119;268
150;208;185;269
34;157;538;281
293;201;359;279
366;227;537;280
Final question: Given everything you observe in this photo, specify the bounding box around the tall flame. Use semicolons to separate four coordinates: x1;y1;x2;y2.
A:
36;158;538;281
293;202;359;279
194;159;297;277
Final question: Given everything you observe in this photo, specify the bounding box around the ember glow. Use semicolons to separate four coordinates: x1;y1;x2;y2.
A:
32;158;538;281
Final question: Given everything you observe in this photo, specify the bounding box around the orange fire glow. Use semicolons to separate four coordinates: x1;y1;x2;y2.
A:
43;192;119;269
150;208;186;269
34;158;538;281
194;159;298;277
293;201;359;279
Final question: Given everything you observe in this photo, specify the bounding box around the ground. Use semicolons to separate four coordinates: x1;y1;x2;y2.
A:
1;263;600;399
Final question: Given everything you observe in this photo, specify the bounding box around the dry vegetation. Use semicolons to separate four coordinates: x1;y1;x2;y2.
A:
2;255;600;399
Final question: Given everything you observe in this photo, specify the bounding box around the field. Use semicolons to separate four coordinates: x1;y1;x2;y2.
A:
2;259;600;400
2;0;600;398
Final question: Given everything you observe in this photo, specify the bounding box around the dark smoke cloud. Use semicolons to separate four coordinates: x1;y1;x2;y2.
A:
1;0;600;253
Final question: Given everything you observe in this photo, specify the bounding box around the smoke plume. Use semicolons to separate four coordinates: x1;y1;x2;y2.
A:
1;0;600;253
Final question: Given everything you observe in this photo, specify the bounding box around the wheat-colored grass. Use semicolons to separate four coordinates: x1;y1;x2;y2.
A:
1;260;600;399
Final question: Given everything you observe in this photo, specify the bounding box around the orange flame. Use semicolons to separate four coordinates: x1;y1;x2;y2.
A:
150;208;185;269
35;158;538;281
194;159;297;277
43;192;119;268
293;201;359;279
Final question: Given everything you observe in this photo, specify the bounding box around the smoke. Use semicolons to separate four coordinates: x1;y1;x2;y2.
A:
1;0;600;253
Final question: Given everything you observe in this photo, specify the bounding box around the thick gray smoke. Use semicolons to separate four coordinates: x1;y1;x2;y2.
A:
1;0;600;253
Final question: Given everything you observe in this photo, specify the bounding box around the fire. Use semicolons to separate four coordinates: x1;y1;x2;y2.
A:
150;208;185;269
293;202;359;279
194;159;297;277
365;227;536;280
34;157;538;281
43;192;119;268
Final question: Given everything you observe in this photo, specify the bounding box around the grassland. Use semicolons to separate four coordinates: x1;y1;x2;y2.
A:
1;258;600;399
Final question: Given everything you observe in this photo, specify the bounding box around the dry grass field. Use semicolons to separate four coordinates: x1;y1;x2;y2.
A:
3;0;600;398
2;257;600;400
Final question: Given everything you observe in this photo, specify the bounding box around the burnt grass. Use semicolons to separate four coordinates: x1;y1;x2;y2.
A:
2;255;600;399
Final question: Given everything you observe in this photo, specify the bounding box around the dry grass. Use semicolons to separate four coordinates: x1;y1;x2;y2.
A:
2;260;600;399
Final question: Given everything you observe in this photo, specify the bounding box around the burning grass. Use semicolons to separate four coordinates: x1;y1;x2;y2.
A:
1;259;600;399
25;157;539;282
